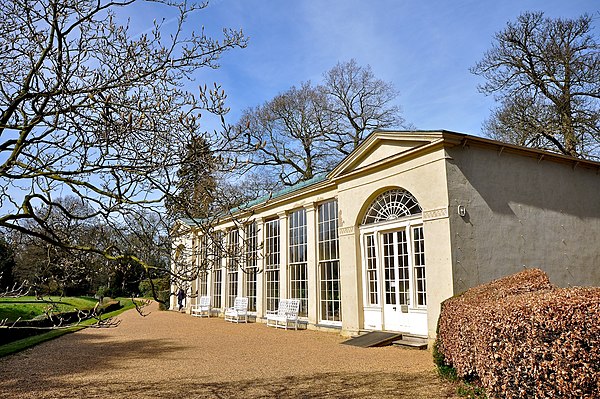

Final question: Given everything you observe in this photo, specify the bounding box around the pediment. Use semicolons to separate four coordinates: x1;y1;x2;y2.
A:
328;130;445;179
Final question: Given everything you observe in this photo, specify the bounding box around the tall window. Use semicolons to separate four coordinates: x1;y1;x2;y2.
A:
382;232;396;305
213;231;223;270
191;235;199;269
362;188;423;309
198;234;209;297
397;231;410;305
382;230;410;306
264;219;280;312
365;234;378;305
212;269;222;309
288;208;308;317
212;231;223;309
199;234;209;270
413;226;426;307
198;271;208;297
244;221;258;312
318;200;341;322
227;229;239;308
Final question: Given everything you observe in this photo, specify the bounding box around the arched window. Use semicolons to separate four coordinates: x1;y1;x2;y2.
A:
362;189;421;225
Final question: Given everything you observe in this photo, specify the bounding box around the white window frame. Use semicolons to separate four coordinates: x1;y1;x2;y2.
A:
360;215;425;311
226;229;239;308
212;231;223;309
317;200;342;325
264;218;280;312
412;225;426;307
288;208;308;317
197;234;209;297
244;221;258;312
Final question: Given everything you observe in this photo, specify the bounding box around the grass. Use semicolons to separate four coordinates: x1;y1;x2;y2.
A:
436;365;487;399
457;383;488;399
0;296;99;322
0;298;139;358
433;339;488;399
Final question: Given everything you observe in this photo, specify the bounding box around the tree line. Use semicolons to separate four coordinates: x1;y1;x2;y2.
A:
0;196;168;298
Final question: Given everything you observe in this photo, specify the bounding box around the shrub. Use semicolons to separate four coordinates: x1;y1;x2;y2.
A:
95;285;107;300
436;269;600;398
437;268;554;377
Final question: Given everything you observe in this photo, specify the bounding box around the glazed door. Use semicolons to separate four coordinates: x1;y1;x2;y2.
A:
381;230;412;331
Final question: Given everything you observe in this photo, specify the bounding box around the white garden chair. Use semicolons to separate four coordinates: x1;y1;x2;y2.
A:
266;299;300;330
191;296;211;318
224;296;249;323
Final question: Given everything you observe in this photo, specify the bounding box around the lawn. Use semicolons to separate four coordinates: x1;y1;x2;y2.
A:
0;296;99;322
0;298;140;357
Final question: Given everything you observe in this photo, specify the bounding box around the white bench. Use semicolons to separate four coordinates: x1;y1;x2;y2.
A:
191;296;211;317
224;297;249;323
266;299;300;330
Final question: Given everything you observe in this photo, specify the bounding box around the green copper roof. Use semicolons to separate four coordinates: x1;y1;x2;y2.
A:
229;173;328;213
178;173;328;227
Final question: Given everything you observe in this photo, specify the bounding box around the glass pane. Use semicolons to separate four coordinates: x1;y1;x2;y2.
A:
413;226;426;307
365;234;378;305
397;230;410;306
319;260;341;322
383;232;396;305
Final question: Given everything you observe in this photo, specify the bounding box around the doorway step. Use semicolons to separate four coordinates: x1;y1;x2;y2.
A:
342;331;427;349
391;334;428;350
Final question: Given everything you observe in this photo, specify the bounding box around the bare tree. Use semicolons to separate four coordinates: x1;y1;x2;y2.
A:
169;66;405;306
323;59;405;155
472;12;600;159
236;82;336;186
0;0;246;281
231;61;406;188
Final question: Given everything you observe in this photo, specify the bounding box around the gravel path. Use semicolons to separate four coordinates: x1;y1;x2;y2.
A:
0;302;459;398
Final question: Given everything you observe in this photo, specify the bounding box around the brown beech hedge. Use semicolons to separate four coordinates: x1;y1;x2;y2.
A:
436;268;600;398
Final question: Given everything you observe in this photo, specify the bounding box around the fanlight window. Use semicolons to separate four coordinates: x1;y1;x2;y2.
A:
362;189;422;225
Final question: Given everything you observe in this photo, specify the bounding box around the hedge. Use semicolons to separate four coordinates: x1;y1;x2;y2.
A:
436;269;600;398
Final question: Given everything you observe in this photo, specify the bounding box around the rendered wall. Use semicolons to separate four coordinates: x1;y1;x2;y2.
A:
336;146;454;340
446;144;600;294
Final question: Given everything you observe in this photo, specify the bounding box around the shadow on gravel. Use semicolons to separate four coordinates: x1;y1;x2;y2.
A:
177;372;457;399
3;371;459;399
0;334;192;395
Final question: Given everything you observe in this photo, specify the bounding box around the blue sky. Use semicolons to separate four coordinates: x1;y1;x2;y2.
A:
132;0;597;136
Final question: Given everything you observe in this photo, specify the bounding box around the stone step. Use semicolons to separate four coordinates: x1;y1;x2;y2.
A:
392;339;428;350
399;333;427;342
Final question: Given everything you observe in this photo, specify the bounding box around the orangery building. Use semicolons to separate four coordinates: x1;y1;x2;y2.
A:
171;130;600;345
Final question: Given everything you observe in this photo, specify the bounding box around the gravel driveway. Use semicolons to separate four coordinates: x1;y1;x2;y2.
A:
0;302;459;398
